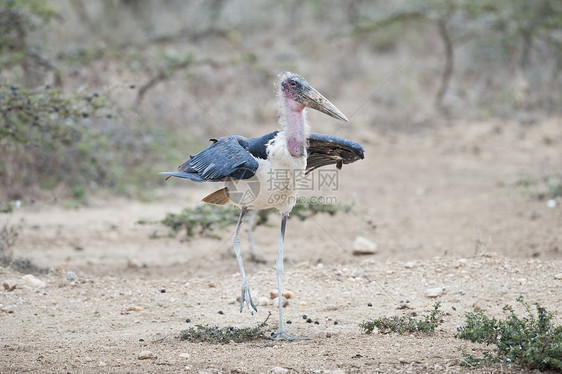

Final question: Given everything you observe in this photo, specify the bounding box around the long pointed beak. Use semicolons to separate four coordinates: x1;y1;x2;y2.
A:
302;87;349;122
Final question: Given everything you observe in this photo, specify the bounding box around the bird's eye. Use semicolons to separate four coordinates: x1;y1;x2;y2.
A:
289;81;298;87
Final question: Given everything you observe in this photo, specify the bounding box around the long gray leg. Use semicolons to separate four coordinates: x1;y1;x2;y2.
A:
271;212;310;340
246;210;258;258
233;207;257;314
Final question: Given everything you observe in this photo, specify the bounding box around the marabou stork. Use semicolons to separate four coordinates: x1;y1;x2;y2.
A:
161;72;364;340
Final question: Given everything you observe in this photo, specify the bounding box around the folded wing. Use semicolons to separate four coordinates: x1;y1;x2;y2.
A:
160;136;260;182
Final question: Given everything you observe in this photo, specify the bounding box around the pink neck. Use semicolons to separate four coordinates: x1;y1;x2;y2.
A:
282;98;307;157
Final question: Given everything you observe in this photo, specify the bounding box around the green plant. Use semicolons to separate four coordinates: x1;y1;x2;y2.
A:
0;83;180;200
1;85;106;198
0;220;19;256
159;200;353;240
0;216;46;273
180;312;272;344
457;297;562;371
360;302;444;334
0;0;60;86
515;173;562;200
543;174;562;200
0;202;13;213
160;204;240;239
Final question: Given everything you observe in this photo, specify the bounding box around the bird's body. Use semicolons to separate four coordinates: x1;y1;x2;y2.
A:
164;130;364;212
162;72;364;340
227;132;307;213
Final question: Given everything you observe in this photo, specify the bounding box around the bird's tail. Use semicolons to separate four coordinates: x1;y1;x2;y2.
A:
202;187;230;205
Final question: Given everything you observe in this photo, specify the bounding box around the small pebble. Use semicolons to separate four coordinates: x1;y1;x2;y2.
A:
218;310;224;315
257;296;269;306
302;314;307;319
367;303;372;307
273;296;288;308
1;305;15;313
404;261;416;269
138;350;156;360
2;281;17;292
425;287;444;298
22;274;45;288
454;259;467;268
126;305;143;312
271;366;289;374
83;357;93;362
306;318;312;323
286;320;292;324
334;321;338;325
139;338;144;342
352;236;377;255
554;273;562;280
66;271;77;281
160;289;166;293
179;353;190;359
98;361;107;367
314;320;319;325
129;84;136;89
185;318;191;323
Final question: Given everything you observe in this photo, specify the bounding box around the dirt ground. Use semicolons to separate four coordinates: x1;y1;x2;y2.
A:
1;117;561;373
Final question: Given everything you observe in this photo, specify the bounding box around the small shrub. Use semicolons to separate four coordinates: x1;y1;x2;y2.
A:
0;220;19;256
360;302;444;334
276;200;352;222
161;204;240;239
0;219;45;273
457;297;562;371
180;324;270;344
0;84;179;200
159;201;353;240
515;174;562;201
180;313;272;344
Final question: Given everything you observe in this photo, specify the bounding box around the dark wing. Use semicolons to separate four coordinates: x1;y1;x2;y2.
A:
306;133;365;174
160;136;260;182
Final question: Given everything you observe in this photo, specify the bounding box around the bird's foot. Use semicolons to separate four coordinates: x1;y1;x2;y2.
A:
270;329;311;341
240;283;257;314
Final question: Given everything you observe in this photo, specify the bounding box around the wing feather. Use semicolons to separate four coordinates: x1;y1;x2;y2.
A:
306;133;364;174
161;136;259;182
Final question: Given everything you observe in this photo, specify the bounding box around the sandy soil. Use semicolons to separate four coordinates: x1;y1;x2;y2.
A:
1;118;561;373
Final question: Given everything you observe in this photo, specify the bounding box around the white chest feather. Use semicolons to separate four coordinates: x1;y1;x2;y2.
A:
226;132;307;214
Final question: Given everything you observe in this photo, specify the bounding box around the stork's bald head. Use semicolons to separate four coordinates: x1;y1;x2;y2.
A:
278;72;348;122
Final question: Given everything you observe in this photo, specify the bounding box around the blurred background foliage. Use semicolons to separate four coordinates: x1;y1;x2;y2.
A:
0;0;560;203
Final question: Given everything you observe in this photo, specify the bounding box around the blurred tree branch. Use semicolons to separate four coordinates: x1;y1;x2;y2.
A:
0;0;62;88
353;0;562;112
